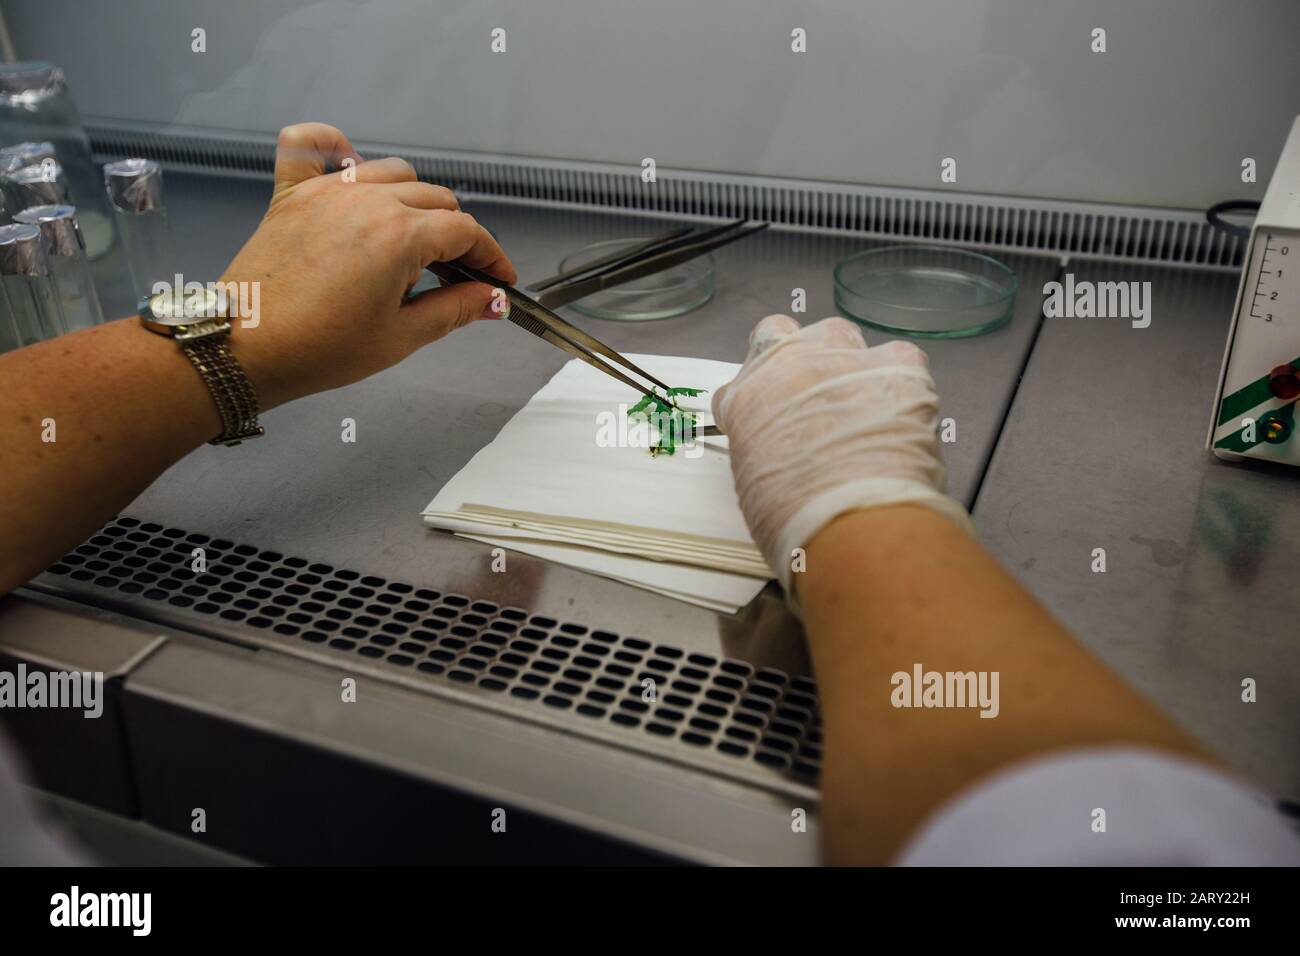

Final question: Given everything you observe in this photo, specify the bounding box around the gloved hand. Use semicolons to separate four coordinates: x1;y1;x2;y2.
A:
712;314;974;593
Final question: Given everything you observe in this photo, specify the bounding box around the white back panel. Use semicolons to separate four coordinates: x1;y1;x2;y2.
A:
7;0;1299;209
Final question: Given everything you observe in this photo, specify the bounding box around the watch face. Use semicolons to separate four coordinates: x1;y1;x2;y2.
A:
144;287;224;327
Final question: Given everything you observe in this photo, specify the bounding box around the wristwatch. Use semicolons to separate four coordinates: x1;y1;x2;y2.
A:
139;287;264;446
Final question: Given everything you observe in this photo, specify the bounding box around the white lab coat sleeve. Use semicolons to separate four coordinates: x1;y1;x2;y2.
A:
895;747;1300;866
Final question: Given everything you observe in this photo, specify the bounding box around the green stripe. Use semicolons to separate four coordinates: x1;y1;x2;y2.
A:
1217;355;1300;427
1214;400;1296;453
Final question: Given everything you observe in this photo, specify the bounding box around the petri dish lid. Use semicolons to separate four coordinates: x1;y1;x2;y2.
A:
834;245;1017;338
556;238;714;321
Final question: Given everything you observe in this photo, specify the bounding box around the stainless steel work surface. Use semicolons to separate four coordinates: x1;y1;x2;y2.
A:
2;591;815;863
972;263;1300;798
113;171;1054;664
0;594;165;815
0;593;164;678
121;629;818;865
20;167;1300;860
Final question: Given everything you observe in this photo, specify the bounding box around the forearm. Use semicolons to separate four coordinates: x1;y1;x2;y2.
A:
798;504;1207;865
0;124;518;600
0;318;223;594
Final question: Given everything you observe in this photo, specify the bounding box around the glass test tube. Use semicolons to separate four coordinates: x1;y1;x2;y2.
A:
0;62;116;258
104;159;171;304
13;204;103;331
0;141;56;222
0;222;66;350
0;141;56;173
4;159;71;209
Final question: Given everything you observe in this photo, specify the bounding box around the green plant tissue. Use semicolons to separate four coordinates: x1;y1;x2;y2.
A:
627;388;706;456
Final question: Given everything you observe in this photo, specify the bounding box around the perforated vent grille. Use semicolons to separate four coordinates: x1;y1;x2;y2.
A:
38;516;822;795
88;123;1244;270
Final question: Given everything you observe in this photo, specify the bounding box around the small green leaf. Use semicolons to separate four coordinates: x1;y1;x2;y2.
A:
628;394;655;415
624;385;704;457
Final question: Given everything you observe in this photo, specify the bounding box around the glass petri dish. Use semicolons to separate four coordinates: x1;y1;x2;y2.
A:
556;238;715;321
833;245;1017;338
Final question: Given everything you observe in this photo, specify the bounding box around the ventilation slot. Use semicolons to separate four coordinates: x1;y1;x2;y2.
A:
88;123;1242;271
38;515;822;796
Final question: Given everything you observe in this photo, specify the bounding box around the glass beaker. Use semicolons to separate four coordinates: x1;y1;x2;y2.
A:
4;158;71;208
104;158;172;304
0;221;66;349
13;204;104;331
0;142;56;222
0;140;55;175
0;61;116;258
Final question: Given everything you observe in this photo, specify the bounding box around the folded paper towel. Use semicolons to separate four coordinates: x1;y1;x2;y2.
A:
421;354;771;612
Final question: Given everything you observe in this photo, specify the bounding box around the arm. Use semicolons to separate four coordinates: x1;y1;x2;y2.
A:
800;504;1204;865
713;315;1208;866
0;318;230;594
0;123;516;596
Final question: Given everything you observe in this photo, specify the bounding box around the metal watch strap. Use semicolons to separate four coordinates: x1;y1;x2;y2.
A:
176;321;264;446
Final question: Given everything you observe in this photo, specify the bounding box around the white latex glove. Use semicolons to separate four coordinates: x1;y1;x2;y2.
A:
712;314;975;592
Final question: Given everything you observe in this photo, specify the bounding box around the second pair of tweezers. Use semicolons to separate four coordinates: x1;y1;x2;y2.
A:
526;218;769;309
427;260;724;437
428;260;674;409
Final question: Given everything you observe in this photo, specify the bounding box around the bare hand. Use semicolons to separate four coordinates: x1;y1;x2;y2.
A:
220;122;517;408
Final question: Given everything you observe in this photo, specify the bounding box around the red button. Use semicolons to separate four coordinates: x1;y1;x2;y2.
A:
1268;364;1300;400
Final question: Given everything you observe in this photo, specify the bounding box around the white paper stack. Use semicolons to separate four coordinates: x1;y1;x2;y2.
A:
421;354;772;612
